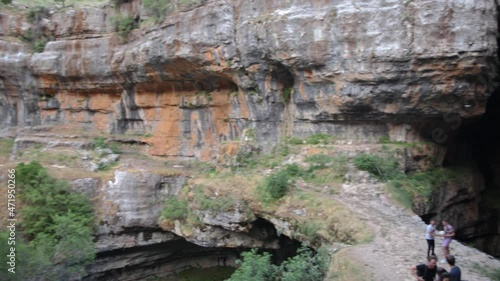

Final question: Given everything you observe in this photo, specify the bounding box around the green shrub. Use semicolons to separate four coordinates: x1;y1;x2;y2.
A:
297;221;320;241
93;137;106;148
388;168;456;203
15;162;95;280
143;0;173;22
17;162;94;238
282;87;293;103
92;137;121;153
27;6;50;23
284;163;304;177
226;249;275;281
305;154;334;169
194;188;242;213
278;246;329;281
264;169;291;200
33;37;47;52
112;15;138;39
288;137;304;145
306;133;331;145
353;154;402;181
161;197;189;220
226;245;329;281
1;0;13;4
0;231;52;281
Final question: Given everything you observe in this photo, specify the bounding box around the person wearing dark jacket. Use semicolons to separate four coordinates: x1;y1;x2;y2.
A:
410;255;438;281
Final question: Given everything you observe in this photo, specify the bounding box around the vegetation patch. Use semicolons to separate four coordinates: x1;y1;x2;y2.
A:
353;154;402;181
258;164;304;202
226;245;329;281
0;139;14;160
282;86;293;103
161;197;189;220
143;0;173;22
471;263;500;281
327;250;369;281
353;153;462;209
0;162;96;280
112;14;138;39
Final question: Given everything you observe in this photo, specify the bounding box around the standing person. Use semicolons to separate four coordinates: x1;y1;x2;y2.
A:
440;220;455;263
446;255;461;281
426;220;436;257
410;255;438;281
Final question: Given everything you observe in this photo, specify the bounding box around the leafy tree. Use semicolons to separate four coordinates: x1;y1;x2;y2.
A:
14;162;95;280
225;245;330;281
52;214;96;280
17;162;93;239
226;249;276;281
278;246;330;281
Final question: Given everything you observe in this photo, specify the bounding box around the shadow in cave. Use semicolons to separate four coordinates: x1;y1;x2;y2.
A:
443;87;500;257
87;218;303;281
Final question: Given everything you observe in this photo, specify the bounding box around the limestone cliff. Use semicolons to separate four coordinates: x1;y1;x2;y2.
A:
1;0;500;278
1;0;497;160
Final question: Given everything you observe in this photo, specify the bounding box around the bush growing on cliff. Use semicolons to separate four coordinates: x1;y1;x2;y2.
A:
112;14;138;39
226;249;275;281
388;168;458;209
226;245;329;281
353;154;402;181
161;197;189;220
278;246;329;281
263;169;291;200
15;161;95;280
143;0;173;22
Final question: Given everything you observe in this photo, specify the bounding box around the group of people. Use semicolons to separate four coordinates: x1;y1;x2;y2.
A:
410;219;462;281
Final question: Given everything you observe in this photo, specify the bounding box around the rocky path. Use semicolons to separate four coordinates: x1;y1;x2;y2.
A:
326;180;500;281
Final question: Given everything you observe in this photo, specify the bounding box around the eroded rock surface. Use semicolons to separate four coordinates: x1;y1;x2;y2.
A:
1;0;497;160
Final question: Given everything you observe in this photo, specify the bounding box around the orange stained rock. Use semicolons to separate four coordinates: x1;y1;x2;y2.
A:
88;93;120;113
148;106;182;156
40;108;58;121
58;91;89;110
65;110;91;125
245;64;260;73
92;112;112;131
382;103;401;114
297;81;309;101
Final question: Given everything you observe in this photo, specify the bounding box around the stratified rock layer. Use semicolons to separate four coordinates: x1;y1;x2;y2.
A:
1;0;497;160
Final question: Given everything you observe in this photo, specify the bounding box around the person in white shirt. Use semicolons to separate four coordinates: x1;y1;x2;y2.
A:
425;219;436;258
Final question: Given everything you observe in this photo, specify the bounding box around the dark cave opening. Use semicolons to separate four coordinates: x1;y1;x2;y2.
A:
437;86;500;257
88;218;303;281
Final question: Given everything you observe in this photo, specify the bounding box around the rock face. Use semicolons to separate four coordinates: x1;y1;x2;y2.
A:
76;169;298;280
1;0;499;273
1;0;497;160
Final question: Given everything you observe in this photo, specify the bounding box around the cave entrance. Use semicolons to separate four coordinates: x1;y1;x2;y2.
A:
88;218;303;280
440;87;500;257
